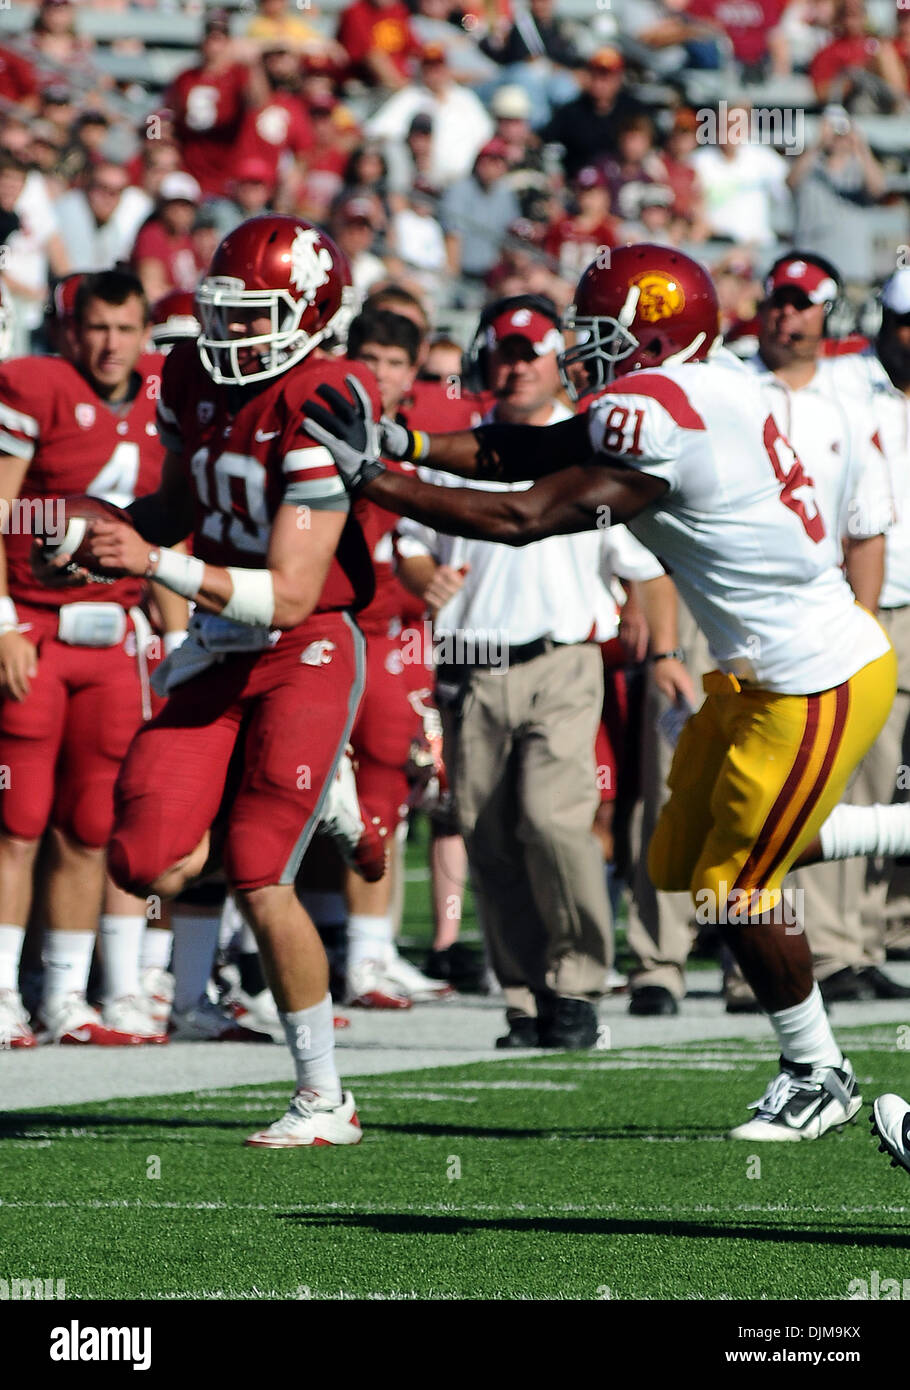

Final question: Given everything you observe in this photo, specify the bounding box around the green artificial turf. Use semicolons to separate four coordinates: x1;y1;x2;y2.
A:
3;1025;909;1300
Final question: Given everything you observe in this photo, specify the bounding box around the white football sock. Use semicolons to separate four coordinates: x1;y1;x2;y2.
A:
219;894;245;951
299;891;346;927
42;930;95;1012
239;920;258;954
347;913;392;969
819;802;910;861
0;924;25;993
140;925;173;973
99;914;145;1002
171;910;220;1013
769;984;842;1068
280;993;342;1103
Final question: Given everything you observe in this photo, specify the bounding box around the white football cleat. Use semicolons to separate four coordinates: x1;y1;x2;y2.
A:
225;986;284;1043
170;994;275;1042
382;949;455;1001
245;1088;362;1147
345;958;412;1010
36;992;159;1046
729;1056;861;1141
872;1094;910;1175
317;748;388;881
0;988;36;1048
141;966;174;1028
101;995;169;1043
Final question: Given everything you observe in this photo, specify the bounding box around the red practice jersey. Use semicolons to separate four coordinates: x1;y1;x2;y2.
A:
156;343;380;614
0;353;166;609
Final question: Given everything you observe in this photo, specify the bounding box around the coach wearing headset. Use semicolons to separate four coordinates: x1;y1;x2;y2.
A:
395;294;631;1048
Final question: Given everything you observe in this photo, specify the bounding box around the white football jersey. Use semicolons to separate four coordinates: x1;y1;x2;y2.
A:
586;351;890;694
745;354;893;550
816;348;910;609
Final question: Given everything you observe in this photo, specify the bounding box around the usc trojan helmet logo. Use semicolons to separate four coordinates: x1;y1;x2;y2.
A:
629;270;686;323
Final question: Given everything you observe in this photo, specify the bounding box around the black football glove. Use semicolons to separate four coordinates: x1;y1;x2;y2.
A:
303;374;387;492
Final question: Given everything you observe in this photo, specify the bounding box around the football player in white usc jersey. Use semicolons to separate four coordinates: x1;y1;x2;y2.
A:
305;243;897;1142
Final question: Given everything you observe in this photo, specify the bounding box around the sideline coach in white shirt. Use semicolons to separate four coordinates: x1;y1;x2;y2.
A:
397;297;615;1049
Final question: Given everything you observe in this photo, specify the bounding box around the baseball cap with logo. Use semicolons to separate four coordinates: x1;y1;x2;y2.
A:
486;305;563;357
881;267;910;317
420;41;448;64
476;137;510;161
159;171;202;203
492;85;532;120
574;165;607;190
233;157;273;185
764;256;839;306
588;47;625;72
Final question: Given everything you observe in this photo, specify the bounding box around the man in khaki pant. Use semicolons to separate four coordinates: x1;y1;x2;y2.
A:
396;295;618;1046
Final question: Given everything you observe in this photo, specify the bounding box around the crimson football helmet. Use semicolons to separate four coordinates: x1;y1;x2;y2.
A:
560;244;721;400
195;214;353;385
149;289;201;353
44;272;86;360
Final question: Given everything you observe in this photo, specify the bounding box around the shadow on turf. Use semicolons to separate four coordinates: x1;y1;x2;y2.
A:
0;1111;255;1137
277;1212;910;1246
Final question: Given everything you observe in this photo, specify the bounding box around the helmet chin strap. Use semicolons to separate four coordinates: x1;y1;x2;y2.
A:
617;285;641;329
663;331;708;366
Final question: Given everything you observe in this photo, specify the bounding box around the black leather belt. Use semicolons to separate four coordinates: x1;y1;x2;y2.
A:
505;636;567;665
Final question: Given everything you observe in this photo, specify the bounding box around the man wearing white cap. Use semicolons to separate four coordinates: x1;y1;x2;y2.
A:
743;250;905;1005
131;172;205;304
819;267;910;964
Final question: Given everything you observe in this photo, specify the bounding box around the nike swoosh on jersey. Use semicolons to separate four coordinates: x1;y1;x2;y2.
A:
255;429;280;442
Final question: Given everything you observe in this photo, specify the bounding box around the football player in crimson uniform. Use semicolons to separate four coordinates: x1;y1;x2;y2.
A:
69;215;376;1148
305;243;898;1141
148;290;201;355
339;308;453;1007
0;268;186;1048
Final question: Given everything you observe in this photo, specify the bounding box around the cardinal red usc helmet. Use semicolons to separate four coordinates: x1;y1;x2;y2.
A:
560;244;721;400
196;214;352;385
149;289;200;353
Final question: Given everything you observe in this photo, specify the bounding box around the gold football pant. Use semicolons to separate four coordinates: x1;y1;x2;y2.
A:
649;647;897;918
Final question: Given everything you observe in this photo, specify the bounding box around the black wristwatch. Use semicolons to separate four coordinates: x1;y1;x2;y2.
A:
650;648;685;664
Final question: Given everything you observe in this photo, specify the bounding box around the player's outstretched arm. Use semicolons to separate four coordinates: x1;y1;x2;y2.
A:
358;461;668;546
304;375;595;484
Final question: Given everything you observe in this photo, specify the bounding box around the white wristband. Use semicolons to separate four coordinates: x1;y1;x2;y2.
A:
0;596;18;631
222;568;275;626
151;547;205;601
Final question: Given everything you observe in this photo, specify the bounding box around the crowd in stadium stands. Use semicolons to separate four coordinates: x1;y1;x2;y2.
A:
0;0;904;353
1;0;910;1052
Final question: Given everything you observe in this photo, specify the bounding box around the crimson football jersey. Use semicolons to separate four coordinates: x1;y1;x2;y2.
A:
167;63;250;197
357;456;426;632
403;380;485;433
0;353;167;609
156;342;380;614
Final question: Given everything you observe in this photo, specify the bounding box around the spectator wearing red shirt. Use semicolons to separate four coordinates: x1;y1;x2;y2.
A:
131;172;205;304
338;0;420;90
809;0;907;109
238;45;314;194
0;45;38;111
544;168;617;284
293;95;356;222
688;0;786;75
166;9;268;197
